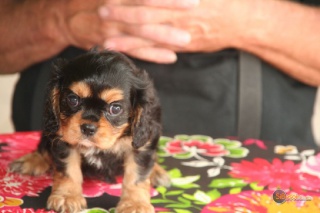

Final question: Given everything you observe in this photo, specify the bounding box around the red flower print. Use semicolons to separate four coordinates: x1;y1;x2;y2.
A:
0;166;52;197
82;177;158;198
0;132;52;198
0;132;41;166
166;140;229;158
82;177;123;197
0;209;56;213
243;139;267;150
229;158;320;192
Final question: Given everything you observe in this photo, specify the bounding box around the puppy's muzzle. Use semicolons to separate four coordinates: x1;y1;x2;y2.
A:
80;123;97;137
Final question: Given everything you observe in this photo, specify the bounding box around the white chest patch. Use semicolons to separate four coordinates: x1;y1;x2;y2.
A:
79;146;104;169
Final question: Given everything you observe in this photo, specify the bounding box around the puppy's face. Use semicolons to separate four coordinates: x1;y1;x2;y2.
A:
58;82;129;150
48;51;155;150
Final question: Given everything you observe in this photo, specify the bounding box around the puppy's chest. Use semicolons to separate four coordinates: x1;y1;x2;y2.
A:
80;148;125;182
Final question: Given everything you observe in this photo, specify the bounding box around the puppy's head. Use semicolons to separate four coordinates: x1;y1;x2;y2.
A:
44;50;161;151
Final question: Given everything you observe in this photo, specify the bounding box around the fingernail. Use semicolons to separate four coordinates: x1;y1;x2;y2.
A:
98;6;109;19
167;53;177;63
104;40;116;50
183;0;200;7
178;32;191;45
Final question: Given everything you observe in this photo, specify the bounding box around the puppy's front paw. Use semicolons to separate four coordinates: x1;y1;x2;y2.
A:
116;200;154;213
150;164;171;188
9;152;50;176
47;193;87;213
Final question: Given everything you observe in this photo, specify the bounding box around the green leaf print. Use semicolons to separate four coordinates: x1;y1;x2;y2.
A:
157;148;171;157
173;183;200;189
229;187;242;194
171;175;201;189
157;186;167;196
166;190;185;196
189;135;213;142
174;135;192;141
227;147;249;158
174;209;193;213
168;168;182;178
206;189;221;201
159;136;174;146
215;139;241;149
209;178;248;188
173;152;194;159
250;182;265;191
151;199;177;204
194;190;212;204
84;208;110;213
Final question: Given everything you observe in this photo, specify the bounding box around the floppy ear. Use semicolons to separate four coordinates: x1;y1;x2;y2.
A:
131;69;162;149
42;59;66;134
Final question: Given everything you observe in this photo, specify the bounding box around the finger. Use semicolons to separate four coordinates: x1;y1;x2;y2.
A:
118;0;200;9
126;47;178;64
104;36;153;51
124;24;191;47
99;5;180;24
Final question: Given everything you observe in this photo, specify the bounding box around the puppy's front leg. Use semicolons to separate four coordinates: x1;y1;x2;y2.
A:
47;148;86;213
116;151;154;213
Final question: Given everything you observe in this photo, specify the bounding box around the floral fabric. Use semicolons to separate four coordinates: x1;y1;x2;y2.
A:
0;132;319;213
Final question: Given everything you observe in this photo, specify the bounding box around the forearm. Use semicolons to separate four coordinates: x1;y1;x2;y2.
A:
0;0;200;72
0;0;68;74
249;46;320;86
233;0;320;86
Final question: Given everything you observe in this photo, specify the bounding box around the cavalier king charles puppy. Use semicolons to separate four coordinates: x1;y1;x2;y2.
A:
9;50;170;213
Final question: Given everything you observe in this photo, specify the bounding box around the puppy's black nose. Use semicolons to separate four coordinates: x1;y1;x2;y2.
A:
80;124;97;136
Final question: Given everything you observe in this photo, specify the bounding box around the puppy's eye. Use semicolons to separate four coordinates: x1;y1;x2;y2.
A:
67;94;80;108
108;103;123;116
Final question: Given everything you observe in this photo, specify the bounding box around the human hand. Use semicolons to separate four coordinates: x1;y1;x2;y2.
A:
55;0;199;63
105;0;244;56
166;0;246;53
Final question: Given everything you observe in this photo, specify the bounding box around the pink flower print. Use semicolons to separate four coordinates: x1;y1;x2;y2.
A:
0;132;40;151
229;158;320;192
243;139;267;150
0;209;56;213
165;140;229;159
0;166;52;197
159;135;249;159
82;177;158;198
82;178;122;197
300;153;320;178
0;132;41;166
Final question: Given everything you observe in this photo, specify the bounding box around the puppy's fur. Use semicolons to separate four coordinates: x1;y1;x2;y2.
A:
10;50;170;213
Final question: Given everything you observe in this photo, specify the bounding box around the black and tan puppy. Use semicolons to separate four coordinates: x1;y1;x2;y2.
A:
10;50;170;213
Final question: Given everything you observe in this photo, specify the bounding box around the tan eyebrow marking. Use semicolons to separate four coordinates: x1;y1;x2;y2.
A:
69;82;91;98
100;88;124;103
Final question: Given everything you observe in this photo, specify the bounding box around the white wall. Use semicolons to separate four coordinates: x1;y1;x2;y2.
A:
312;89;320;146
0;74;18;133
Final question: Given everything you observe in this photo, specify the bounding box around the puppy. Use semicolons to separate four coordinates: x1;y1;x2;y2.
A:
9;50;170;213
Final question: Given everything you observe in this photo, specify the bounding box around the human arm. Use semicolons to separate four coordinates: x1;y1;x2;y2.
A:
0;0;198;74
0;0;67;74
232;0;320;86
105;0;320;86
188;0;320;86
